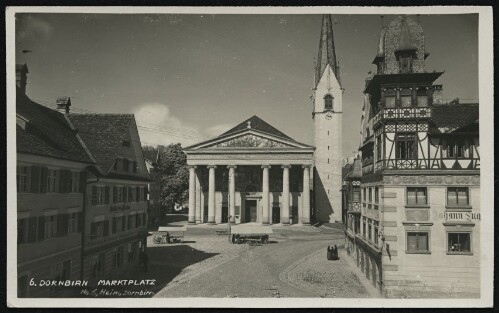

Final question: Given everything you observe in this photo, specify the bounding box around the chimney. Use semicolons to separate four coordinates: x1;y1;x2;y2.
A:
16;63;29;95
56;96;72;115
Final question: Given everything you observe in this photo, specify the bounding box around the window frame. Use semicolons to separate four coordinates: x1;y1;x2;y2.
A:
406;186;428;206
47;169;59;193
17;166;30;193
405;231;431;254
395;133;417;160
323;94;334;111
44;214;57;239
446;231;473;255
446;187;470;208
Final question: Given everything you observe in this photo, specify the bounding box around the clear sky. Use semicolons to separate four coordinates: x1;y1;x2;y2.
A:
15;13;478;157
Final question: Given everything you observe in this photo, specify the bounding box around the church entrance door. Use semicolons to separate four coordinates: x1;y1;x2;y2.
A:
245;200;257;222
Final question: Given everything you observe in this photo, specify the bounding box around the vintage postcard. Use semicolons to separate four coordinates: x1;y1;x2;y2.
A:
6;6;494;308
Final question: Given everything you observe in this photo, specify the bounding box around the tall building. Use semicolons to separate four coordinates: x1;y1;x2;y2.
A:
68;114;151;282
345;16;480;298
313;15;343;223
15;65;102;297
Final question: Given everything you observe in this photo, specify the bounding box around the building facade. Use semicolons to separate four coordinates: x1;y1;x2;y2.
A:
16;65;101;297
184;116;314;225
313;15;344;223
345;16;480;298
68;114;151;283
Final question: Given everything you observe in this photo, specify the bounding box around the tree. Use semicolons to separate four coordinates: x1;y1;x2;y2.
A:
154;143;189;210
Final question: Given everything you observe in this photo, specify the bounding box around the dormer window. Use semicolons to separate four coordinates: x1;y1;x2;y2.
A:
122;140;130;147
398;55;413;74
324;94;334;111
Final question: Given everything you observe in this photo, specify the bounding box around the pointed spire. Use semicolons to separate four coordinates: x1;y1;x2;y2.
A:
315;15;339;87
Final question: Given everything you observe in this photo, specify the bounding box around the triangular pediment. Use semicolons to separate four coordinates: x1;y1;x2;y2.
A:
207;133;296;148
187;129;313;150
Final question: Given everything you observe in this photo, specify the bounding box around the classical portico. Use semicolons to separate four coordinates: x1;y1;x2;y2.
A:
184;116;314;225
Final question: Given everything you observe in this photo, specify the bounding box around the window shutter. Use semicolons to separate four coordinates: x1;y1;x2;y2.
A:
122;217;126;231
38;216;45;241
79;171;87;194
77;212;83;233
112;218;116;234
105;186;110;204
113;186;117;203
30;166;40;193
40;167;48;193
28;217;37;243
143;187;148;201
103;220;109;236
91;186;97;205
123;187;128;203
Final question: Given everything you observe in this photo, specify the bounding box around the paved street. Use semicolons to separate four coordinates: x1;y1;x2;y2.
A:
140;224;371;298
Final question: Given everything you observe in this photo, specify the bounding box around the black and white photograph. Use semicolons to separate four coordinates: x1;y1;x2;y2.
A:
6;6;493;308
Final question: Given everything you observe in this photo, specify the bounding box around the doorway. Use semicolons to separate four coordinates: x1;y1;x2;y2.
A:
222;206;228;223
272;206;280;224
245;200;257;222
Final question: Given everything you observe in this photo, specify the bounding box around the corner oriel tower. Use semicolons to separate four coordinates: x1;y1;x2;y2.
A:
313;15;343;223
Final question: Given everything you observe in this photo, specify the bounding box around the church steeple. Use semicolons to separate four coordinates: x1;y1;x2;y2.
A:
315;14;340;88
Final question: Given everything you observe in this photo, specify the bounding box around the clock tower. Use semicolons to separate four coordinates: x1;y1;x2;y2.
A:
312;14;343;223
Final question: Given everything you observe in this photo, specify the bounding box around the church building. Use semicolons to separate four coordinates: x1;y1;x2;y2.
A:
184;15;343;225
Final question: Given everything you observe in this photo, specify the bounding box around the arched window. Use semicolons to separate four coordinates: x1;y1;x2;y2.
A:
324;94;334;110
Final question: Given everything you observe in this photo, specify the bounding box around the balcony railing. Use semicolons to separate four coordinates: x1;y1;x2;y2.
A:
373;107;432;126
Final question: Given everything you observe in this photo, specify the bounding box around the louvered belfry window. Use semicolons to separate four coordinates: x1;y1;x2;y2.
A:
324;94;333;110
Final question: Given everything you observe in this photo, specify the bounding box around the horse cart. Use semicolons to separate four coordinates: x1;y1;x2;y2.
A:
154;226;187;244
230;225;273;245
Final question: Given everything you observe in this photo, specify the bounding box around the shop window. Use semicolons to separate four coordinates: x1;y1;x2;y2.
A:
447;187;469;207
51;259;71;281
91;253;105;279
406;232;429;253
407;187;427;205
447;232;471;253
396;133;416;159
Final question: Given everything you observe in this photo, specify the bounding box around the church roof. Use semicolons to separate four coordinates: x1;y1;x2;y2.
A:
184;115;314;150
220;115;293;141
315;14;339;87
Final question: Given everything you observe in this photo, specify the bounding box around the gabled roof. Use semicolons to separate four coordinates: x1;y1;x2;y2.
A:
220;115;293;141
430;104;479;134
185;115;314;150
68;114;136;172
16;93;96;164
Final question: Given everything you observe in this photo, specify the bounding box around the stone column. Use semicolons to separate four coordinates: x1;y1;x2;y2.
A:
195;169;202;224
227;165;237;223
261;165;271;225
302;165;311;225
188;166;196;224
281;165;291;225
207;165;216;224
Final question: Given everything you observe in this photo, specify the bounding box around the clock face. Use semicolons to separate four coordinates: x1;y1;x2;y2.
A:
325;112;333;120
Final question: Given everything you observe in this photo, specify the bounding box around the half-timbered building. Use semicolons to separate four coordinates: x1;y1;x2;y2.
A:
345;16;480;298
